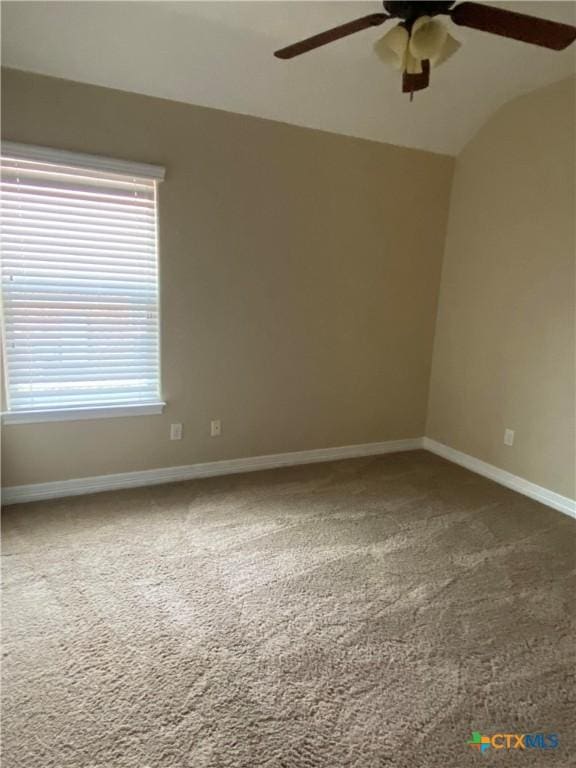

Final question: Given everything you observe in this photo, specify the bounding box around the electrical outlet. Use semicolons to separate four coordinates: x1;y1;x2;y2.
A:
170;423;183;441
210;419;222;437
504;428;515;446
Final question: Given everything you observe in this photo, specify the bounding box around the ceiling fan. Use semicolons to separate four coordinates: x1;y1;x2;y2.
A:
274;2;576;98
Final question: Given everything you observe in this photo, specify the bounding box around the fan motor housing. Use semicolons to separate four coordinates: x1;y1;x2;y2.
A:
383;2;454;22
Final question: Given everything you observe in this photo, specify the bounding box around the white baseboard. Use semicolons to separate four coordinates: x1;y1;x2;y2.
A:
4;436;575;519
1;438;423;505
423;437;576;519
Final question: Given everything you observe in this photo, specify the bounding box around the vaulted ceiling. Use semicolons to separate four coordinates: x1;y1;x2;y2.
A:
2;1;575;155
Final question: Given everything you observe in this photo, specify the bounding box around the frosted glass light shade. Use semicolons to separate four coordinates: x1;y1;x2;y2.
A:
373;24;410;70
374;19;461;73
431;33;461;67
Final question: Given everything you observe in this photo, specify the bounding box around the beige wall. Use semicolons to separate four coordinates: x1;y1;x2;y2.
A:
427;78;576;499
1;68;453;486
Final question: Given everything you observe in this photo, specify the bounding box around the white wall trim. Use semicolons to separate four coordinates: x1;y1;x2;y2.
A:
423;437;576;519
1;438;423;505
4;436;574;519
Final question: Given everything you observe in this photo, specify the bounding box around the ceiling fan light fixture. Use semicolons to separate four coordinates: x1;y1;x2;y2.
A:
431;32;461;67
405;50;424;74
373;23;410;70
410;17;462;68
409;16;448;59
374;18;461;81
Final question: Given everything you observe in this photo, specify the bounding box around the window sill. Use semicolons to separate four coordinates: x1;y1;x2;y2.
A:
2;402;166;425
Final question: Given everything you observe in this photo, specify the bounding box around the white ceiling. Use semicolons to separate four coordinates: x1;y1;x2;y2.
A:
2;1;575;155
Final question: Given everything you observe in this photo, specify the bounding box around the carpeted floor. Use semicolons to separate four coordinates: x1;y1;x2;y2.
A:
2;450;575;768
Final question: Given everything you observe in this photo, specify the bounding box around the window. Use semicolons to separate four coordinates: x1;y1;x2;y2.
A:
0;143;165;423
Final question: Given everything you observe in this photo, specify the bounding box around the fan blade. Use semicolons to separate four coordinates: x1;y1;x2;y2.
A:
403;60;430;93
451;2;576;50
274;13;389;59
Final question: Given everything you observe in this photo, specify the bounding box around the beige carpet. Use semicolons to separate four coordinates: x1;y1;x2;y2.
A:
2;450;575;768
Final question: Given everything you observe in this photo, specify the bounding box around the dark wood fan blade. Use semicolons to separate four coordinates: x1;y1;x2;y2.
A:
403;60;430;94
274;13;389;59
451;2;576;50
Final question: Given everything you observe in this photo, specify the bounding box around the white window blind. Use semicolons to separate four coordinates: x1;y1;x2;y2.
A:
0;144;164;417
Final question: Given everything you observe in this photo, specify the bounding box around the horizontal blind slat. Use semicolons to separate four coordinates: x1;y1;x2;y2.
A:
0;191;155;214
2;224;157;245
1;218;156;238
12;371;158;384
1;199;158;224
3;241;156;257
2;179;154;197
10;387;158;404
